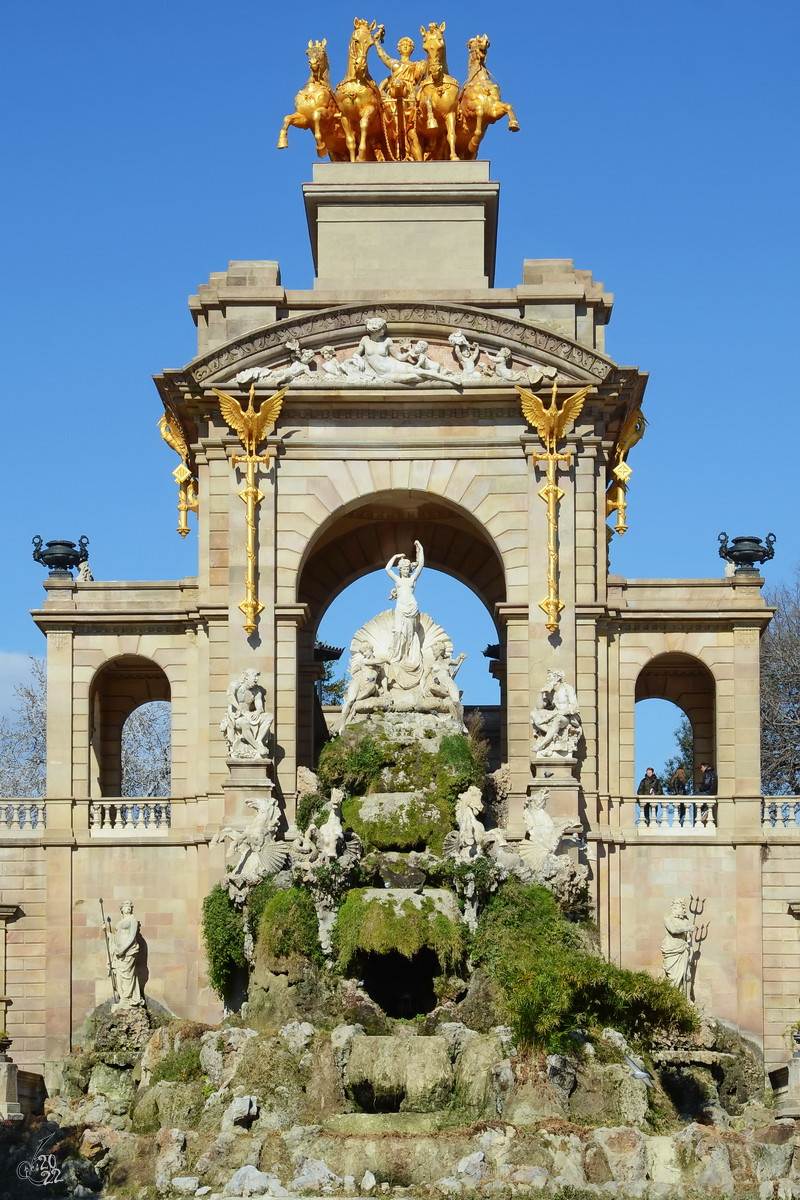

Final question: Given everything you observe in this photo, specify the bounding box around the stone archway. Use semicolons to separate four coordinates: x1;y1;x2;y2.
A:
89;656;171;797
295;492;506;768
635;652;716;785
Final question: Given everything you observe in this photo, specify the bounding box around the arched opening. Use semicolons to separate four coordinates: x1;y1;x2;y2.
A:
90;656;171;797
296;493;506;769
635;653;715;792
635;698;691;794
121;701;171;797
357;948;441;1021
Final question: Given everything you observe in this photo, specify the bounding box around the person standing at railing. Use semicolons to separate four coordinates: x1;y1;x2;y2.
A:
637;766;663;796
698;762;717;795
670;767;688;795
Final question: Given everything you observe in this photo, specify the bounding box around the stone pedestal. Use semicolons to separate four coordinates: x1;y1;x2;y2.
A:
529;755;581;820
0;1052;23;1120
303;161;499;290
222;758;274;822
778;1052;800;1118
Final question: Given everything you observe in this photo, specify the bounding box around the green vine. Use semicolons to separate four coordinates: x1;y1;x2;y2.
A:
201;884;246;998
256;887;322;967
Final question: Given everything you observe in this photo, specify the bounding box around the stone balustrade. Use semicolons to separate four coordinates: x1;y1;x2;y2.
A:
762;799;800;828
0;802;46;832
633;798;717;833
89;800;171;836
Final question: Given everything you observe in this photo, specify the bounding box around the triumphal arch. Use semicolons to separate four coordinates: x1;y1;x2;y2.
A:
2;20;795;1090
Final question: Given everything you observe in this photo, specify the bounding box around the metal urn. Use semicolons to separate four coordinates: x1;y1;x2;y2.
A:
718;532;776;574
32;535;90;578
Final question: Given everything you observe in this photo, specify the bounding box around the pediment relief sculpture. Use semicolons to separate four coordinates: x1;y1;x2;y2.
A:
185;303;614;389
231;321;565;392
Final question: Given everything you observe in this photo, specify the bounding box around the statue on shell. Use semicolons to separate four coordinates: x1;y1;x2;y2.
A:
661;898;695;997
530;669;583;758
517;788;588;909
220;670;274;760
334;541;468;731
112;901;144;1010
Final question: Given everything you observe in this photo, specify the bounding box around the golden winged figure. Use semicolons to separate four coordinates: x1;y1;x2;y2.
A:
158;403;190;463
213;384;288;460
517;380;593;455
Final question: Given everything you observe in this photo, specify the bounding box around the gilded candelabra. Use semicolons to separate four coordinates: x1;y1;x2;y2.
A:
518;381;593;634
213;384;287;635
159;404;198;537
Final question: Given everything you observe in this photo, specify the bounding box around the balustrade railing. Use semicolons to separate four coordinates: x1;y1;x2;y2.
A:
0;802;46;831
635;799;716;831
762;800;800;828
90;800;171;834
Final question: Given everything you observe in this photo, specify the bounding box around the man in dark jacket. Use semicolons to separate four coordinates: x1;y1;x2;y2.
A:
637;767;663;796
698;762;717;794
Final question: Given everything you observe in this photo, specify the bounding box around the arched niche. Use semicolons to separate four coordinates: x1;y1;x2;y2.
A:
295;492;506;767
89;656;171;797
634;653;716;786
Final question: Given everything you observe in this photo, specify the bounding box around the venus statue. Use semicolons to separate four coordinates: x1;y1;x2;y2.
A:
385;540;424;669
113;901;144;1010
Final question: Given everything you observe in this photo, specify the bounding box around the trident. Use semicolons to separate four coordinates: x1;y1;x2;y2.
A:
99;898;119;1005
684;895;708;997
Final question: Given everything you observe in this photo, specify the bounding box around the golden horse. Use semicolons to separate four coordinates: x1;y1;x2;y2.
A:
336;18;388;162
456;34;520;159
277;39;349;161
415;22;460;162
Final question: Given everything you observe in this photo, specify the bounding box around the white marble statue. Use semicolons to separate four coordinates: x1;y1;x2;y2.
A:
77;560;94;582
517;788;588;908
112;901;144;1010
451;785;486;862
337;650;387;732
236;339;316;387
530;669;583;758
448;330;483;379
213;795;287;903
220;670;274;760
386;541;425;668
661;898;694;996
423;645;467;723
352;318;440;384
480;345;526;382
401;339;457;379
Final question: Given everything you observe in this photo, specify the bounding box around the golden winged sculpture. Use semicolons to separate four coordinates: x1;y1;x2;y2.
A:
158;403;198;537
606;404;647;536
213;384;288;635
517;380;593;634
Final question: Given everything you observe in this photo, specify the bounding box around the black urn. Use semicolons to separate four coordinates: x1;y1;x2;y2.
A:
718;532;776;573
32;535;89;578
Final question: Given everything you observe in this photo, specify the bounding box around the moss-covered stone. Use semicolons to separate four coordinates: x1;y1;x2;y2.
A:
334;888;467;974
130;1079;208;1133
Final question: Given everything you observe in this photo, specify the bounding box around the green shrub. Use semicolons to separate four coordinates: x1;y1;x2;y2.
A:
473;879;698;1051
151;1043;203;1084
334;888;467;974
201;884;246;998
296;789;325;832
248;876;277;932
256;887;322;966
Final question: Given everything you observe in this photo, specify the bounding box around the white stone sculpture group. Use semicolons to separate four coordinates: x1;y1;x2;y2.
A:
530;669;583;759
337;542;467;732
233;320;559;390
220;670;274;760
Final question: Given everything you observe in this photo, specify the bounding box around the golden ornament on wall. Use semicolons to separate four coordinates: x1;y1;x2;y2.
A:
214;384;288;636
158;404;198;538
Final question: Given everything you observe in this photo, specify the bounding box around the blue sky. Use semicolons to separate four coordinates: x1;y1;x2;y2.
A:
2;1;798;777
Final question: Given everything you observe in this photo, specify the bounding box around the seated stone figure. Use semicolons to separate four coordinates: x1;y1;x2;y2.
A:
220;670;274;760
530;669;582;758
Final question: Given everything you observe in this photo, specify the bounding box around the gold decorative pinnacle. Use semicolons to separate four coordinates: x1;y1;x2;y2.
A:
159;407;198;537
213;384;287;636
517;380;593;634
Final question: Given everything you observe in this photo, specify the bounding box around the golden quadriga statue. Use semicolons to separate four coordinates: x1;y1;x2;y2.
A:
278;19;519;162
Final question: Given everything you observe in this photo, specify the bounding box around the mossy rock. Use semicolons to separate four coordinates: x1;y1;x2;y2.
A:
342;791;452;853
334;887;467;974
130;1078;208;1133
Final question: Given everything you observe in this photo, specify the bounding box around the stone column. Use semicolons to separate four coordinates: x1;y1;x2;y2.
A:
495;602;529;834
0;911;21;1119
0;905;18;1036
274;603;310;825
45;626;74;798
44;844;72;1061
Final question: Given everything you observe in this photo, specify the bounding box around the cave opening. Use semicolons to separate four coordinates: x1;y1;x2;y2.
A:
358;948;440;1018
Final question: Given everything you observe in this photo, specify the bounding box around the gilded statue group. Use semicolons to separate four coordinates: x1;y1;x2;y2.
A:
278;19;519;162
